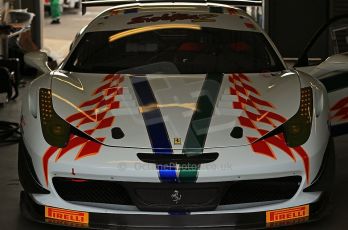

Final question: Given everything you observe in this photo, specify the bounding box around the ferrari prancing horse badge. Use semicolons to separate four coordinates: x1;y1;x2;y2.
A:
174;138;181;145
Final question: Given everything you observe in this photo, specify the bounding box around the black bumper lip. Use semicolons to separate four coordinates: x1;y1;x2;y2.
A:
20;191;331;230
18;138;50;194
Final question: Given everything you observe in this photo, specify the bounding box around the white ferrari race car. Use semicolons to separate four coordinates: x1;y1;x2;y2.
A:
19;0;338;229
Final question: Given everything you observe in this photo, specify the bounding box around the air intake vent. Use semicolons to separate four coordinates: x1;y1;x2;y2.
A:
53;176;301;211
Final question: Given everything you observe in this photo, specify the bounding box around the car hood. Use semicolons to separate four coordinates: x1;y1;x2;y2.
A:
50;71;301;149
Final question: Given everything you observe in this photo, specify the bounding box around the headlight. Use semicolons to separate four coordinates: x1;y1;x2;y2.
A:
284;87;313;147
39;88;70;148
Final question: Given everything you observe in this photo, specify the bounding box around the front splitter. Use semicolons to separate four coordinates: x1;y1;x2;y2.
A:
20;191;331;229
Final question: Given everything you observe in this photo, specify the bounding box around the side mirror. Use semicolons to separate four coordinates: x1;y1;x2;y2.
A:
24;51;51;74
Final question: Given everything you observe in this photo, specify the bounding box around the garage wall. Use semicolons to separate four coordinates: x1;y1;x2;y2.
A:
264;0;330;59
331;0;348;16
330;0;348;54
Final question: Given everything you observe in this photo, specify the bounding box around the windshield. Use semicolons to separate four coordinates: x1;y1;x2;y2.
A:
64;27;285;74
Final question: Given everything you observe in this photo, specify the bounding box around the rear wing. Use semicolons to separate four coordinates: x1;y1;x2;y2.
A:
81;0;262;15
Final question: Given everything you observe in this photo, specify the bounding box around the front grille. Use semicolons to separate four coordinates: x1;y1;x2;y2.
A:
53;176;301;210
220;176;302;205
53;178;132;205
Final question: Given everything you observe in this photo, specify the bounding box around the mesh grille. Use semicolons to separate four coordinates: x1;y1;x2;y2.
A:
53;176;301;208
220;176;301;205
53;178;132;205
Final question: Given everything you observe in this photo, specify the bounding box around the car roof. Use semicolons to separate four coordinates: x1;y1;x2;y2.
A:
83;2;261;33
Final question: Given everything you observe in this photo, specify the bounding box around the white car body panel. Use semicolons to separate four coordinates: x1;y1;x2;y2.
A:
297;52;348;127
50;72;301;148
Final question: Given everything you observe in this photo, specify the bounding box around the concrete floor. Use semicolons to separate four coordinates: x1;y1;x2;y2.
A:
0;6;347;230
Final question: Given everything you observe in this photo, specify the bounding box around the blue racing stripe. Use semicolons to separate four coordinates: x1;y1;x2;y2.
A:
130;76;177;182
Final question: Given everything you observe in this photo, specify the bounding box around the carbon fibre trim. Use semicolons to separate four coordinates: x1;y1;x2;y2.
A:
18;139;50;194
137;152;219;164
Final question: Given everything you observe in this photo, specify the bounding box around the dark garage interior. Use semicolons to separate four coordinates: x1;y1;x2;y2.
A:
0;0;348;229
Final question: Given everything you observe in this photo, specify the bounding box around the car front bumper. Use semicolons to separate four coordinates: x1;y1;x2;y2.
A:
20;190;331;230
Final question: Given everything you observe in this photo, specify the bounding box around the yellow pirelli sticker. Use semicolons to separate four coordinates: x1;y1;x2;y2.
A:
266;205;309;224
45;206;89;225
